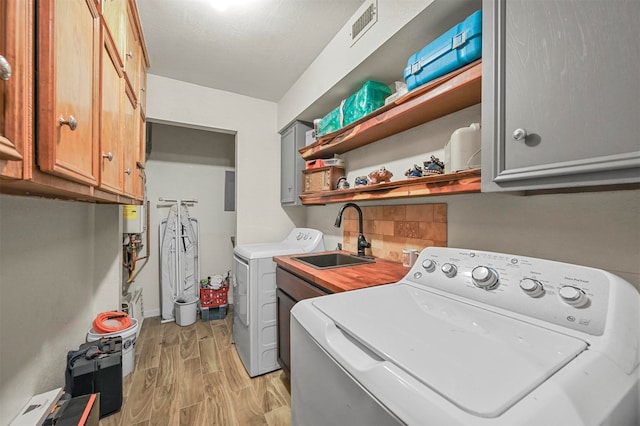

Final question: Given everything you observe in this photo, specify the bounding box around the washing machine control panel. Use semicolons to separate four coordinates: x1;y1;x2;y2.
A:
285;228;325;252
408;247;610;336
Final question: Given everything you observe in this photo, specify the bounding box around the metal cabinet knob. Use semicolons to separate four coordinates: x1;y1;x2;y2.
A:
126;51;134;59
0;55;11;80
102;152;113;162
59;115;78;131
124;168;132;175
512;128;527;141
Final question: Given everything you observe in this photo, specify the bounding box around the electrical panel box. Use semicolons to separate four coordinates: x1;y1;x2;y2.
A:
123;205;145;234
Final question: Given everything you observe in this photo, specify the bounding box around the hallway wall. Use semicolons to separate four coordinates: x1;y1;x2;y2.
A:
135;123;236;317
146;74;298;247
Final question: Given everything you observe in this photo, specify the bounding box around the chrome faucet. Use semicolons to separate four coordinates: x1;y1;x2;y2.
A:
334;202;371;257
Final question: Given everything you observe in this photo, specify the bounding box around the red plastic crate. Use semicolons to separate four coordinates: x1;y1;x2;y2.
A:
200;286;228;308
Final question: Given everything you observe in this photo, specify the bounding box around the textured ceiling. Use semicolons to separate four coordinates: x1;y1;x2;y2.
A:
137;0;365;102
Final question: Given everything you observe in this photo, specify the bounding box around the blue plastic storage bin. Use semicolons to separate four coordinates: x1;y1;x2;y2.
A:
201;305;227;321
404;9;482;92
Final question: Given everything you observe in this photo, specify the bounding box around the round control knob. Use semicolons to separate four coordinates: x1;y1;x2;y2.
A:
519;278;544;298
559;286;589;308
441;263;457;278
422;259;436;273
471;266;499;290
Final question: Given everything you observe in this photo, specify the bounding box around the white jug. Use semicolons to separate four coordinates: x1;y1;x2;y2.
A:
444;123;481;173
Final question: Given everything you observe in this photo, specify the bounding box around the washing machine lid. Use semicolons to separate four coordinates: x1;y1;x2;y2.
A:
311;283;588;418
234;242;310;260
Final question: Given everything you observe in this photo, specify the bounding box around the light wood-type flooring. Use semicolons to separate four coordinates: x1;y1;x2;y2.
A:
99;308;291;426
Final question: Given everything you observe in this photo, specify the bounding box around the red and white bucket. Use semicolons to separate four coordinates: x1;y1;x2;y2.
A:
87;318;139;377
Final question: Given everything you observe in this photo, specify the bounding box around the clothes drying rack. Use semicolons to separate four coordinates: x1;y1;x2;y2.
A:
157;198;199;323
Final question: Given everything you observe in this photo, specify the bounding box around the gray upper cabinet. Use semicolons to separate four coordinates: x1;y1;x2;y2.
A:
281;121;312;205
482;0;640;192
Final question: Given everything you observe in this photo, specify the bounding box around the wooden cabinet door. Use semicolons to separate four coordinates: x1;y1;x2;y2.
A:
123;2;140;100
275;266;330;377
137;43;147;115
276;288;296;376
122;93;136;196
99;36;123;194
482;0;640;191
101;0;125;55
134;113;146;199
37;0;100;186
0;0;30;179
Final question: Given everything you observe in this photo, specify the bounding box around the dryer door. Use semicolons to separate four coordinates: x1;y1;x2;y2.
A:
233;255;250;327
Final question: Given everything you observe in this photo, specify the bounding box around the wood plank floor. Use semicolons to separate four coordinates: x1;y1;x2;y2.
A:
99;308;291;426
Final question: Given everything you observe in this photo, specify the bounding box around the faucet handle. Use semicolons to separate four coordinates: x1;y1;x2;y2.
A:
357;234;371;255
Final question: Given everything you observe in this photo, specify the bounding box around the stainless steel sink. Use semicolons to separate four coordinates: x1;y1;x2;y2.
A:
292;253;375;270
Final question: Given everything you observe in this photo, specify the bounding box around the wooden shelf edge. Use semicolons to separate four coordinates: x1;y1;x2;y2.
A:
300;61;482;161
300;169;481;205
0;173;142;204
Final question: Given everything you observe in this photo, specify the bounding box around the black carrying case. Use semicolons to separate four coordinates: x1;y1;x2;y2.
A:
65;336;123;418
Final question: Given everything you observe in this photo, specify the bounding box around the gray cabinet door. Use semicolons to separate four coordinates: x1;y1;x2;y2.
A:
280;121;312;205
280;125;296;204
482;0;640;191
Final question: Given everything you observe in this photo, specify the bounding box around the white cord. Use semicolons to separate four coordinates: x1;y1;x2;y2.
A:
465;148;482;169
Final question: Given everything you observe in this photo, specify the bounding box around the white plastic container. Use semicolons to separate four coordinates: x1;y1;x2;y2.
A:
87;318;139;377
444;123;481;173
175;296;198;326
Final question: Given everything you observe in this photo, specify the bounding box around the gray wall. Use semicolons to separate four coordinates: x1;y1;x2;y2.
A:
0;195;121;423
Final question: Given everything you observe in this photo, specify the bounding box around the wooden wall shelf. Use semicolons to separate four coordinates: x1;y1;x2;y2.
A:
299;61;482;161
300;169;481;205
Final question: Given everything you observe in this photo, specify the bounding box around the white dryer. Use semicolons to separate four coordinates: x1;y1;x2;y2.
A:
233;228;324;377
291;247;639;425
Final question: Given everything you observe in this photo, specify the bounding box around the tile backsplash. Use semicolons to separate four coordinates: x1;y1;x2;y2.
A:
342;204;447;263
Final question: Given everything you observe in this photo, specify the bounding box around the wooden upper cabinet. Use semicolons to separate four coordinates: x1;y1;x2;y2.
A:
123;92;136;196
135;115;146;198
137;43;147;115
99;34;124;194
101;0;126;56
123;2;140;100
0;0;29;178
37;0;100;186
0;0;147;203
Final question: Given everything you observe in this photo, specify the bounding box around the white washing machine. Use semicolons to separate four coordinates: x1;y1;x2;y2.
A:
232;228;324;377
291;247;639;425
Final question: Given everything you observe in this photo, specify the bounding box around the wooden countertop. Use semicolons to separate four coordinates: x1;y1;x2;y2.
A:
273;251;408;293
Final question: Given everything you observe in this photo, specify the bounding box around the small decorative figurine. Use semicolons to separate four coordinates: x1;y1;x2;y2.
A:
336;176;350;190
404;164;423;178
354;176;369;187
423;155;445;175
368;166;393;184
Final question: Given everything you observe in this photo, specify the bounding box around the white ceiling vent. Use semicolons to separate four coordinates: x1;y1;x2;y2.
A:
350;1;377;46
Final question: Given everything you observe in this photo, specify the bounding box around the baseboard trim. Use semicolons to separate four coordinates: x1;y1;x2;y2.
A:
144;308;160;318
